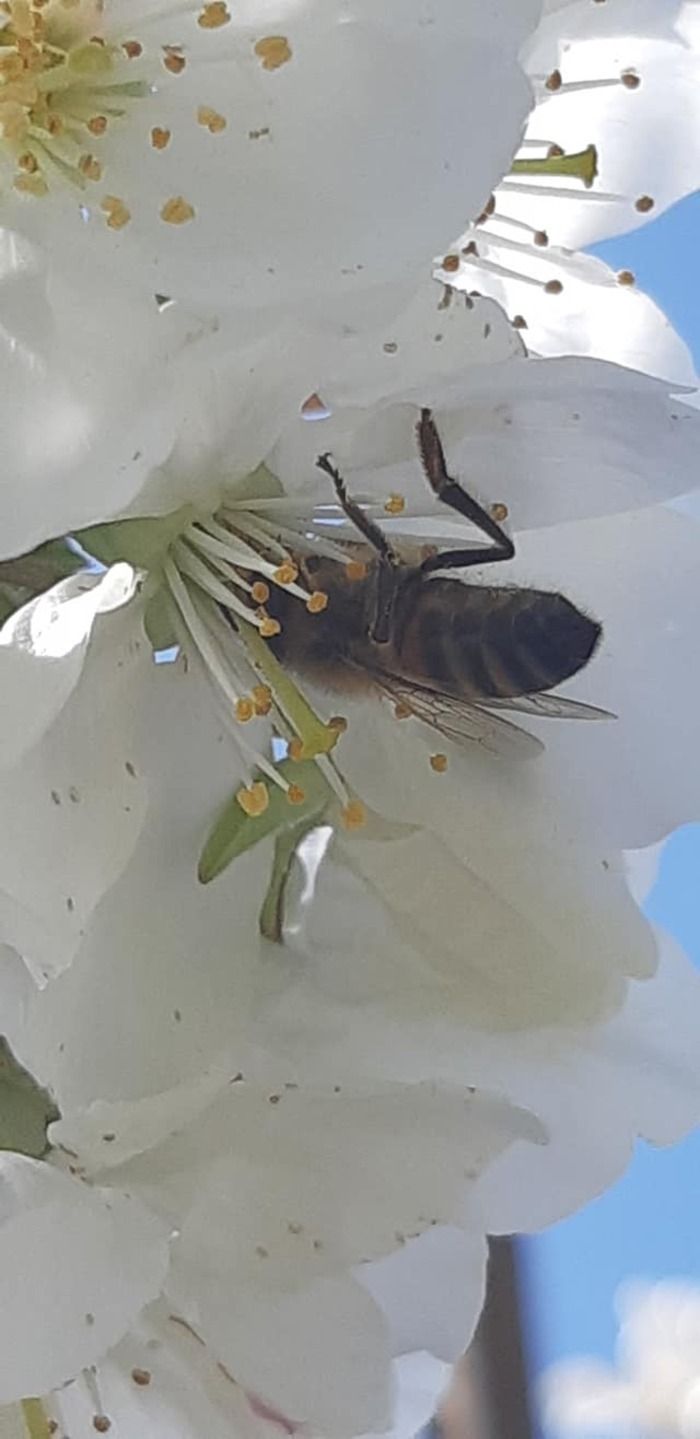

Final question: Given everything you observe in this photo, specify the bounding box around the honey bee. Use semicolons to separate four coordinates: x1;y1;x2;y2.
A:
265;408;609;757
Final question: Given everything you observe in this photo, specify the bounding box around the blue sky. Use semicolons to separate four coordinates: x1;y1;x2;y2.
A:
520;193;700;1395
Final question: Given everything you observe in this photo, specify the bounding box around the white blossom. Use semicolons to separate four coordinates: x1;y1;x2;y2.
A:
435;0;700;373
0;0;539;311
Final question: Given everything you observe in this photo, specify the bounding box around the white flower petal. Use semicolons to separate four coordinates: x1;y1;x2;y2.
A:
120;1082;540;1281
0;590;148;984
114;1081;538;1436
6;0;540;310
0;565;135;767
498;505;700;847
16;623;264;1106
169;1269;392;1438
0;1154;169;1404
358;1225;487;1365
0;234;200;559
52;1300;281;1439
460;929;700;1233
439;245;698;387
518;0;700;248
624;842;664;908
287;356;700;533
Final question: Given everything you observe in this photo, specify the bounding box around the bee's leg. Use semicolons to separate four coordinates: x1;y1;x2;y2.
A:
316;452;401;566
316;452;400;643
416;408;515;573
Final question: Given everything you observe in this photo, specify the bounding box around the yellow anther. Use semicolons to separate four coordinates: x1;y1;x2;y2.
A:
198;1;230;26
272;563;298;586
287;784;306;806
150;126;171;149
341;799;367;830
236;781;269;818
254;35;292;70
429;753;449;774
306;590;328;614
345;559;367;582
17;151;37;172
252;684;273;716
259;616;281;639
100;194;131;229
162;46;186;73
161;195;195;225
288;737;304;762
490;501;509;522
251;581;270;605
78;152;102;180
235;697;254;723
197;104;227;133
327;715;348;734
384;494;406;515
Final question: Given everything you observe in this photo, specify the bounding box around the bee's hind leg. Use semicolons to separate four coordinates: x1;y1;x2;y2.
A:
416;408;515;574
316;452;401;643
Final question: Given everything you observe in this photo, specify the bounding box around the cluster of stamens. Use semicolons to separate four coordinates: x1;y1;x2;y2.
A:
163;497;368;827
436;59;652;325
0;0;150;200
0;0;294;230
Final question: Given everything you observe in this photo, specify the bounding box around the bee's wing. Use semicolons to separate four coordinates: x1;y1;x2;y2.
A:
483;693;616;722
369;672;544;760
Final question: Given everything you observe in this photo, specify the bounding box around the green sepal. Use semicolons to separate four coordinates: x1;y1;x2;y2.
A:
0;1038;59;1159
198;758;330;884
143;583;179;654
77;507;194;573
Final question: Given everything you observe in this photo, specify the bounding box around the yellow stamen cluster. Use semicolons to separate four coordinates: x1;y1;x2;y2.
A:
0;0;145;202
384;493;406;516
